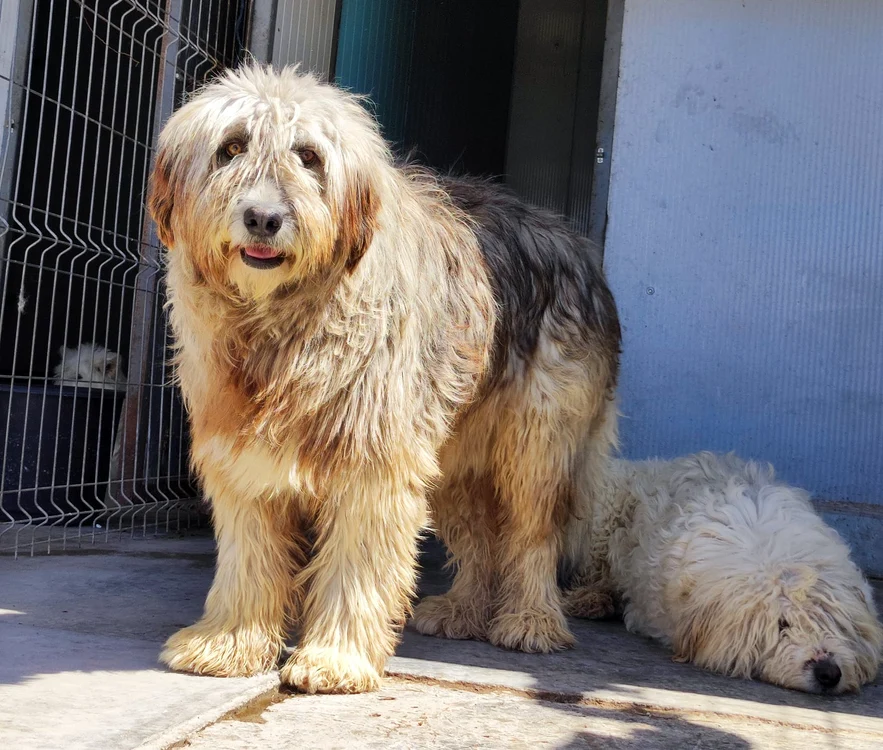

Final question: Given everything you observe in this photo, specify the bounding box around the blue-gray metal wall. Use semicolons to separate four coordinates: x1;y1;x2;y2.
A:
604;0;883;574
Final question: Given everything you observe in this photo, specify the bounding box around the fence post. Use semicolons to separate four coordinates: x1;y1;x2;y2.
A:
110;0;183;515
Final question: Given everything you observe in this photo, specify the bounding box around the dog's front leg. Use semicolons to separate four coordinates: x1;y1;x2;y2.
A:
281;478;427;693
161;485;300;677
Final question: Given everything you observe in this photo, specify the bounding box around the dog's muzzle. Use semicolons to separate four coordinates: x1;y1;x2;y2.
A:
240;206;287;269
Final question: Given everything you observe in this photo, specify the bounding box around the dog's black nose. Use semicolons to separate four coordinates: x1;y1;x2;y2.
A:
244;207;283;238
813;659;842;689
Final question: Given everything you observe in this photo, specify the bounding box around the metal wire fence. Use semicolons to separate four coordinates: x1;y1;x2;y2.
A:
0;0;252;555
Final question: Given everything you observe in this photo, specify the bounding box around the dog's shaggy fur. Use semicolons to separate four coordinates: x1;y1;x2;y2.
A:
564;452;882;693
147;66;620;693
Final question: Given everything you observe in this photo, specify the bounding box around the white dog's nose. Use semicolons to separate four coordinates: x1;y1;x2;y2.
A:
244;207;283;238
813;659;841;689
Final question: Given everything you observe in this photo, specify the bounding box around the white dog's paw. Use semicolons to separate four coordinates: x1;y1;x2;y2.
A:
160;622;282;677
280;646;382;694
563;586;616;619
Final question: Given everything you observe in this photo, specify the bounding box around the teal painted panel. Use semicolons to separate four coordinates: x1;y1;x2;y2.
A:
334;0;518;175
334;0;417;144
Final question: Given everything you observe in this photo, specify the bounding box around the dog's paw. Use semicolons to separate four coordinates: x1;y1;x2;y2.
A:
488;610;576;653
280;646;381;694
563;586;616;619
411;594;488;641
160;623;282;677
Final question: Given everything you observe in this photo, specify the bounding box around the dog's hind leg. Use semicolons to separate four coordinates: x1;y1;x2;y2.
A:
412;470;497;641
562;399;620;619
161;480;303;677
281;476;428;694
486;403;580;653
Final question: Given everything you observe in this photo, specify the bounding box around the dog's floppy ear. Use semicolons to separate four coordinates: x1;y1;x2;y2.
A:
147;145;178;247
852;583;870;607
337;167;379;273
103;351;120;374
777;565;818;601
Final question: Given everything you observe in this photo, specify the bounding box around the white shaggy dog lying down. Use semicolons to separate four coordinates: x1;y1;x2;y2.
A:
565;452;882;693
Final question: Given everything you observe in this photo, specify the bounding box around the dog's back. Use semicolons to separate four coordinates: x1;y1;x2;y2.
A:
442;176;620;386
607;453;811;621
604;453;861;642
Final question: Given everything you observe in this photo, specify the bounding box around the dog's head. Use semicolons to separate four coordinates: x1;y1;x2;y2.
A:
55;344;126;388
761;562;883;694
671;488;882;694
148;65;387;298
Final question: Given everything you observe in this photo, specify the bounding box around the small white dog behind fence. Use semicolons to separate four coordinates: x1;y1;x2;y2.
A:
53;343;128;511
53;344;127;392
565;451;883;694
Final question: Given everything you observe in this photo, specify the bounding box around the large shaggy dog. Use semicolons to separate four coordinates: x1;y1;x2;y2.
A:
147;66;620;693
564;452;882;693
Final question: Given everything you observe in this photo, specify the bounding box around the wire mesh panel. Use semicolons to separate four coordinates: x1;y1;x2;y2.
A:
0;0;251;555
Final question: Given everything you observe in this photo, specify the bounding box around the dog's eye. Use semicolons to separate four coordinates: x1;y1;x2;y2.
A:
298;149;319;167
225;141;244;158
217;141;246;165
779;617;790;633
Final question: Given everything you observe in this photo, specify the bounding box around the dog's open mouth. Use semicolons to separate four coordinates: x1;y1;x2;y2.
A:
240;245;285;269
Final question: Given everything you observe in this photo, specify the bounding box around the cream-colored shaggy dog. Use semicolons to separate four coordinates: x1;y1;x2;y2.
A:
147;66;620;694
564;452;882;693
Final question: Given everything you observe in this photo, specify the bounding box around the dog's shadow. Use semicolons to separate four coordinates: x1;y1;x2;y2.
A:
549;704;755;749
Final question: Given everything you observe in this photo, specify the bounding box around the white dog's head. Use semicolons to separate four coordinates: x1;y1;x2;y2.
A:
53;344;126;390
148;65;389;298
673;486;882;694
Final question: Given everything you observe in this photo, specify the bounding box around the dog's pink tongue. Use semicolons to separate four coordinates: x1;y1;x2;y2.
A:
244;245;281;259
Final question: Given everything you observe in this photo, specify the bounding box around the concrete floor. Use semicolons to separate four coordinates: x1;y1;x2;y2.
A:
1;532;882;749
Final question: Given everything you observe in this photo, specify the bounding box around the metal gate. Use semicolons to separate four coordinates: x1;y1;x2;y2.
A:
0;0;251;555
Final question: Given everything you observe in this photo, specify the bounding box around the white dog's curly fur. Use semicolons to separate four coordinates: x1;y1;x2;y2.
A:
565;452;882;693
